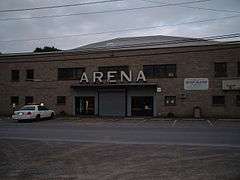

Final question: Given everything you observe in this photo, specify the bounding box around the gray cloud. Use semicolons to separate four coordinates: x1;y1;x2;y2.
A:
0;0;239;53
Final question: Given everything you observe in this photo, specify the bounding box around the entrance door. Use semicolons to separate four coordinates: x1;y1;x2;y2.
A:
75;96;95;115
99;91;125;116
131;96;153;116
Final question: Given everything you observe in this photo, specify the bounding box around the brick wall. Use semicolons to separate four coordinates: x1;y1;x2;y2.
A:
0;44;240;118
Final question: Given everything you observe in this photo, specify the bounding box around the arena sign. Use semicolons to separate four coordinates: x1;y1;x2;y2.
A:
80;70;146;83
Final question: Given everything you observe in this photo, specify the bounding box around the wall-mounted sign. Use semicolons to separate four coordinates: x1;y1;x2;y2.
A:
222;79;240;90
80;70;146;83
184;78;209;90
156;87;162;92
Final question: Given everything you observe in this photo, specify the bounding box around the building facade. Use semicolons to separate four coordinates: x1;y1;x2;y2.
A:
0;37;240;118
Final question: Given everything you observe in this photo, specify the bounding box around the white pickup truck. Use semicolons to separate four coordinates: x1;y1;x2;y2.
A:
12;105;55;122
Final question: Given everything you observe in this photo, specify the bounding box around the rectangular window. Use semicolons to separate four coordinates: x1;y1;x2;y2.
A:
57;96;66;105
165;96;176;106
212;96;225;106
143;64;176;78
214;62;227;77
236;95;240;106
58;67;85;80
25;96;33;105
98;66;129;80
11;70;19;81
38;106;49;111
26;69;34;80
11;96;19;105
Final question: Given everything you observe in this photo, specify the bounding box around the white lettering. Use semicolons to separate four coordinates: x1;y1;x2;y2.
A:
93;72;103;83
79;70;147;83
136;70;146;82
121;71;132;82
80;72;89;83
107;71;117;83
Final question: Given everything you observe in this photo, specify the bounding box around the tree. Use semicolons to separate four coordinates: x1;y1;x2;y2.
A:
33;46;61;53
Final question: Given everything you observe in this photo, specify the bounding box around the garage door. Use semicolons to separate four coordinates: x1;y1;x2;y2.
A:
99;91;125;116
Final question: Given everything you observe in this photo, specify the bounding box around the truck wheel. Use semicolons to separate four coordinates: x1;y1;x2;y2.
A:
50;113;54;119
36;114;41;121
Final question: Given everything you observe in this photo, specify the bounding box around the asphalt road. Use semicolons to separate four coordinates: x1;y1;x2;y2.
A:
0;119;240;147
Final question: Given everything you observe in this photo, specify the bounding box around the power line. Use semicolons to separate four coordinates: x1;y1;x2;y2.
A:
0;0;212;22
142;0;240;14
1;35;239;60
181;5;240;14
0;14;240;43
0;0;123;13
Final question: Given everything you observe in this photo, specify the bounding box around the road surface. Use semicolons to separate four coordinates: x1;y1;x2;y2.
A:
0;120;240;147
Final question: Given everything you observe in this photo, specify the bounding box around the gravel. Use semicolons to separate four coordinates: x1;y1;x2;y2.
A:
0;139;240;180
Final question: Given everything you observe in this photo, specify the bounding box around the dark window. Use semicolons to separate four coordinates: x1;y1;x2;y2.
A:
11;96;19;105
26;69;34;80
38;106;49;111
11;70;19;81
143;64;176;78
25;96;33;105
236;95;240;106
58;67;85;80
212;96;225;106
57;96;66;105
98;66;129;80
214;62;227;77
165;96;176;106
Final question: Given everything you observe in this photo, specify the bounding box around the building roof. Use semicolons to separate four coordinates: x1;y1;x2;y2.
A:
69;34;223;51
0;35;239;57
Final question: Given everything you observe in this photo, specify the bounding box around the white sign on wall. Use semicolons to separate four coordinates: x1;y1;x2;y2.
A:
184;78;209;90
79;70;146;83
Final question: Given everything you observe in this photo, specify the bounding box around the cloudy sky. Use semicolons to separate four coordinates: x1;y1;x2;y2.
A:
0;0;239;53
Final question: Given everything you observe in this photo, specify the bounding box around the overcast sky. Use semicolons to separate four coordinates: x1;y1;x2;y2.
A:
0;0;239;53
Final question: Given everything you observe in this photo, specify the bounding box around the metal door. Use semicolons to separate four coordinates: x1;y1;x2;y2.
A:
99;91;125;116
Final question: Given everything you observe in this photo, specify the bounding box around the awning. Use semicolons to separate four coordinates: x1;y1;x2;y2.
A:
71;82;157;89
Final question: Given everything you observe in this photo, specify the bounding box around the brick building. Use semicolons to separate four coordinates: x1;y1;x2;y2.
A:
0;35;240;118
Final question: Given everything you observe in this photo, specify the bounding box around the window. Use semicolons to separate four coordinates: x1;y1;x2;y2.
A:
11;96;19;105
25;96;33;105
143;64;176;78
57;96;66;105
212;96;225;106
11;70;19;81
20;106;35;111
214;62;227;77
98;66;129;80
38;106;49;111
26;69;34;80
237;95;240;106
165;96;176;106
58;67;85;80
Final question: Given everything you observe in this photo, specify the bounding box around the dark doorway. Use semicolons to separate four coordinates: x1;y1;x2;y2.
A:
75;96;95;115
131;96;153;116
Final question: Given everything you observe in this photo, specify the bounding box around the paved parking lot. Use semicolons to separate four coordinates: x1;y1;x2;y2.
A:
0;117;240;179
1;117;240;147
